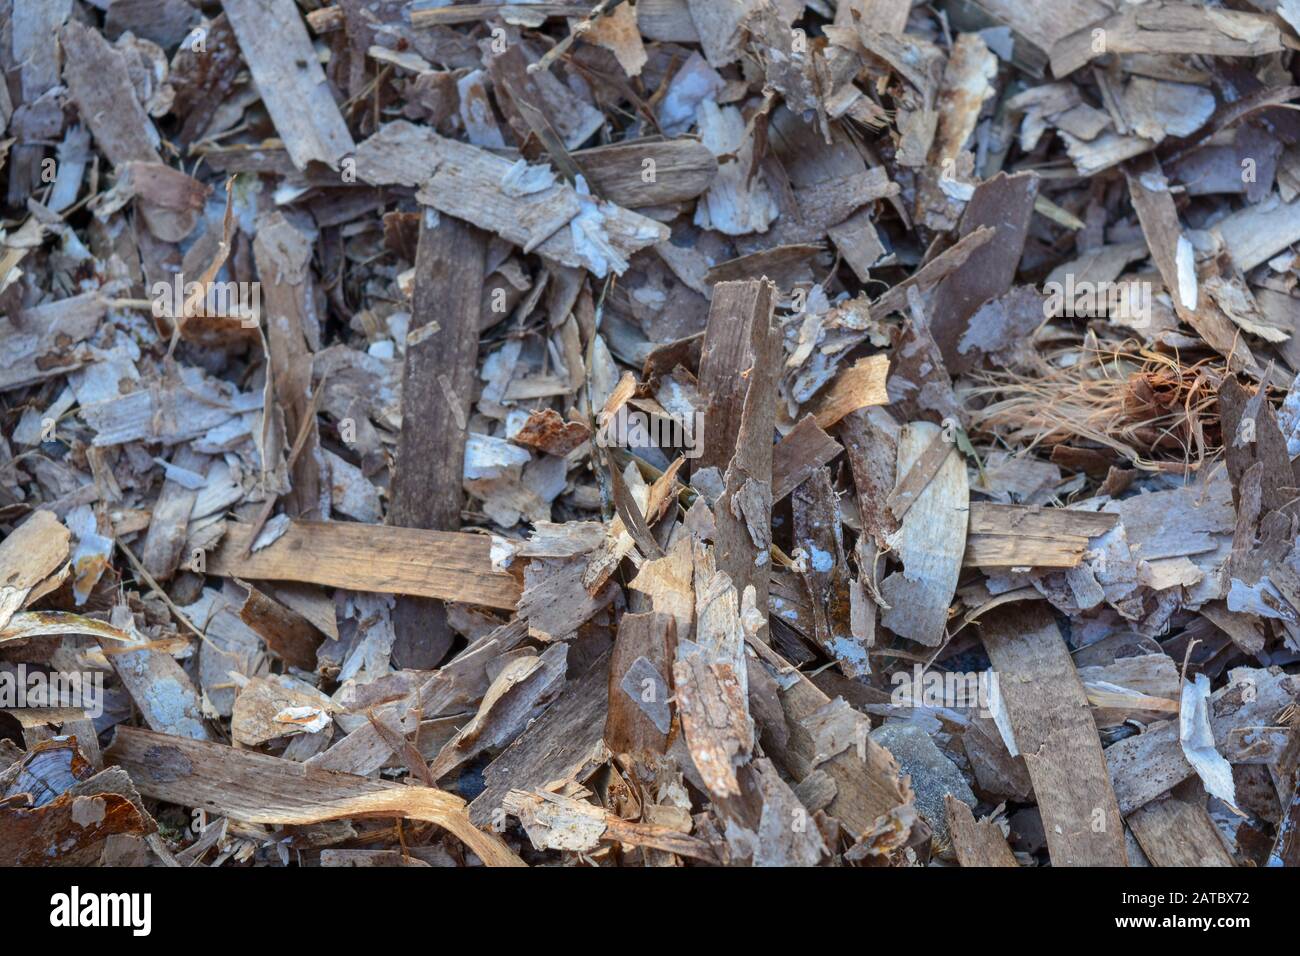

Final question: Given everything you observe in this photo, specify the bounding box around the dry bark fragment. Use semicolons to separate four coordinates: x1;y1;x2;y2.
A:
944;795;1018;867
219;0;355;169
879;422;968;646
207;521;521;610
390;214;489;668
106;726;523;866
59;20;161;168
978;603;1128;866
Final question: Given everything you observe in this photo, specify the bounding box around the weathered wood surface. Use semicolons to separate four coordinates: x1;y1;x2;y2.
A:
207;521;521;610
106;726;523;867
978;603;1128;866
389;213;489;668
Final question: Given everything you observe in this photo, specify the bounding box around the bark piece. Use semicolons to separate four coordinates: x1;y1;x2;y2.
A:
207;521;522;610
390;213;489;669
978;602;1128;866
605;611;677;756
880;422;968;646
59;21;161;168
220;0;355;169
106;726;523;866
354;121;668;277
772;415;843;504
944;795;1018;867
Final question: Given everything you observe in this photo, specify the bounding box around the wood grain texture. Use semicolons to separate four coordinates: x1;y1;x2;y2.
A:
0;509;70;630
389;213;488;667
59;20;161;167
354;121;668;277
840;407;899;550
1126;784;1235;867
775;672;913;841
106;726;522;866
978;603;1127;866
1051;2;1285;78
220;0;355;169
772;414;842;503
945;794;1018;867
700;279;780;628
574;138;718;207
963;503;1118;568
468;652;611;826
140;447;207;581
879;421;967;646
1105;668;1300;815
254;213;322;518
1125;157;1263;379
605;611;676;756
812;354;890;429
207;520;521;610
237;584;324;671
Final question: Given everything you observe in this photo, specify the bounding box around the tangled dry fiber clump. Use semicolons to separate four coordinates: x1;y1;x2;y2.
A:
968;338;1229;474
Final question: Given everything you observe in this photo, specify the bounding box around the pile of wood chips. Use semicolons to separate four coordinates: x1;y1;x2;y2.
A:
3;0;1300;869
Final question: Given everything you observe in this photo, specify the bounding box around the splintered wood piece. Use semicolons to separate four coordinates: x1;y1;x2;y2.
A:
254;213;322;519
428;643;569;780
103;638;214;742
811;354;890;429
840;407;900;550
886;424;955;521
0;290;115;392
572;139;718;208
605;611;677;756
928;172;1039;370
673;541;754;799
879;422;967;646
219;0;355;169
1105;668;1299;815
944;795;1018;867
697;279;778;474
1126;783;1235;867
237;584;325;671
59;21;161;168
772;415;843;503
354;121;668;277
106;726;523;866
673;651;751;799
489;47;603;155
774;673;914;843
390;213;489;668
1051;2;1287;78
468;653;611;827
140;447;207;582
793;468;864;677
870;226;995;321
0;611;133;646
1217;376;1294;515
303;620;530;778
206;521;521;610
0;510;70;631
978;603;1127;866
629;534;695;641
700;279;779;623
1125;157;1262;379
521;557;619;641
963;503;1118;568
